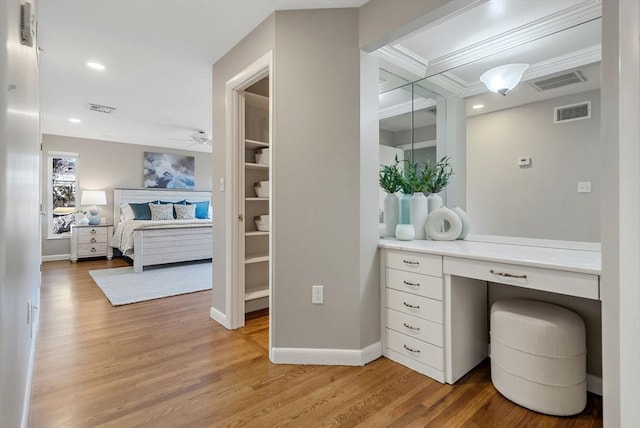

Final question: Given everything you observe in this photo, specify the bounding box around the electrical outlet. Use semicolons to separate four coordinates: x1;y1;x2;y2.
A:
312;285;324;304
578;181;592;193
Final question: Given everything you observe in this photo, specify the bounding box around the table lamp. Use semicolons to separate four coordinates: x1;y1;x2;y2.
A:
81;190;107;225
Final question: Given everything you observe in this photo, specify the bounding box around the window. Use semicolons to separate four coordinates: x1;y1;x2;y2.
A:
47;152;79;238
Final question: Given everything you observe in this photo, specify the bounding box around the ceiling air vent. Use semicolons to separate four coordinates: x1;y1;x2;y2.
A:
530;71;586;92
554;101;591;124
88;103;116;114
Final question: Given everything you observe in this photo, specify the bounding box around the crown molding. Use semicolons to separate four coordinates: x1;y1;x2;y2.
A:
395;1;601;78
379;97;437;120
374;46;429;78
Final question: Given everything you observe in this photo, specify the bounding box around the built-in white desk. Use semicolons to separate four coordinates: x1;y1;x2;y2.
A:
378;238;601;390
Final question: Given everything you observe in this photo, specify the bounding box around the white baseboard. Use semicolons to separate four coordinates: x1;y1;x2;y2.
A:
41;254;70;262
587;374;602;396
245;297;268;313
271;341;382;366
20;316;38;428
210;306;231;330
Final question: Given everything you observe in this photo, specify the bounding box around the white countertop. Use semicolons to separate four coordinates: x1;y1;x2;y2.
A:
379;238;601;275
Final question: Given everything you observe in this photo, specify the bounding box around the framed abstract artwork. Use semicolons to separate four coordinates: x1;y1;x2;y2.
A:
143;152;195;189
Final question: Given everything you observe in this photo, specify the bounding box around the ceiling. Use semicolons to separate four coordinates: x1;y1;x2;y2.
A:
377;0;602;134
37;0;367;153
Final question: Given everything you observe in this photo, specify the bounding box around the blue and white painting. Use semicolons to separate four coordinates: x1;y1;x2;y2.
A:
144;152;195;189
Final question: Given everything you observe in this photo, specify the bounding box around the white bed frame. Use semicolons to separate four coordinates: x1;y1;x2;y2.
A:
113;188;213;273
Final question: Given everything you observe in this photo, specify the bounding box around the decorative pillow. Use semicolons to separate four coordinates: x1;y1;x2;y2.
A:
120;203;135;221
149;203;174;221
129;201;158;220
186;200;210;219
174;203;196;220
52;213;75;234
208;204;213;219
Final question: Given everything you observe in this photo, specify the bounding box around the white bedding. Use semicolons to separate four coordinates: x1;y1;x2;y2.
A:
111;219;213;255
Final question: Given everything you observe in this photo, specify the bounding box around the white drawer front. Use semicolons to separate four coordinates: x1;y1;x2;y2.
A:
78;227;108;238
78;243;107;257
386;288;442;323
386;308;443;347
386;268;442;301
386;328;443;370
443;257;599;300
386;250;442;277
78;234;107;244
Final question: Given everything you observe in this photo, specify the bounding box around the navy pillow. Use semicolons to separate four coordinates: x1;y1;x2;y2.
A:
187;200;210;219
129;201;158;220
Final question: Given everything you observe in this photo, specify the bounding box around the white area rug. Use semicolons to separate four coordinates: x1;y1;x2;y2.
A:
89;262;212;306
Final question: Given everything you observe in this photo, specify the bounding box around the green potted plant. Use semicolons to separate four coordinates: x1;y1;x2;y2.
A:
401;159;433;240
379;163;403;238
426;156;454;213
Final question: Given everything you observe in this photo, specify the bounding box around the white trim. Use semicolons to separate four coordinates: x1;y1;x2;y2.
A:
374;46;428;78
587;374;603;396
41;254;70;262
209;306;231;330
20;315;38;428
379;97;437;120
271;342;382;366
397;139;437;151
423;2;602;77
224;51;273;340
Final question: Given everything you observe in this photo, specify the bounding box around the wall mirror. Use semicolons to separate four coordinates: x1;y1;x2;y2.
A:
377;0;602;243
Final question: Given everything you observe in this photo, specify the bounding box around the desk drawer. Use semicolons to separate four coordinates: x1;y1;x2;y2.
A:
386;250;442;277
386;288;442;323
386;268;442;300
78;243;107;257
78;227;108;238
386;328;443;370
386;308;443;347
444;257;599;300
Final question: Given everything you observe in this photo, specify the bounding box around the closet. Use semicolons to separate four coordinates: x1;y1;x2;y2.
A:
242;77;270;314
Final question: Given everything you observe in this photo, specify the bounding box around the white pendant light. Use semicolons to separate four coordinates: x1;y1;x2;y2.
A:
480;63;529;96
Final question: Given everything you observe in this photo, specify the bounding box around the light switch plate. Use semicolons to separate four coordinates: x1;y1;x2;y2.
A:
578;181;592;193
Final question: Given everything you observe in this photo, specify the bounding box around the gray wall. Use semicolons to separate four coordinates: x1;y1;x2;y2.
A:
272;8;378;349
41;134;212;258
211;15;275;316
467;90;601;242
0;0;41;425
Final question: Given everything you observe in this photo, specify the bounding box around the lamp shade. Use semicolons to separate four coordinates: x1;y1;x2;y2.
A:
480;63;529;96
81;190;107;206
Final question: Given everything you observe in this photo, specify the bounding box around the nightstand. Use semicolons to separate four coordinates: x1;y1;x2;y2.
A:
70;224;113;262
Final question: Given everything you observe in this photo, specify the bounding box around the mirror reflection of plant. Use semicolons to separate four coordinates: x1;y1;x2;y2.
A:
379;164;402;194
400;159;433;194
427;156;454;194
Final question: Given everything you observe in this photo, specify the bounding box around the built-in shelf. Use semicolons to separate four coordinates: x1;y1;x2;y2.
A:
245;197;269;201
245;162;269;170
245;254;270;264
245;139;269;149
245;288;269;301
245;231;269;237
245;91;269;109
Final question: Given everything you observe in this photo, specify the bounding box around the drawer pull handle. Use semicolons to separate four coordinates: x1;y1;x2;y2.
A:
90;238;97;243
403;344;420;353
90;247;97;253
90;229;97;234
403;302;420;309
490;269;527;279
403;280;420;287
402;259;419;265
403;323;420;332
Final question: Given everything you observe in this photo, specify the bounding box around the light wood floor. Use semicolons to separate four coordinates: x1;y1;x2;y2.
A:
29;258;603;427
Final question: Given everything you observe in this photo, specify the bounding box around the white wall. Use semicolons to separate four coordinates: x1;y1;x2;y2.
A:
0;0;41;426
41;134;212;259
467;90;601;241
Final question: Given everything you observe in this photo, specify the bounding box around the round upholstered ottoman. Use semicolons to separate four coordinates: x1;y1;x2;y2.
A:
490;299;587;416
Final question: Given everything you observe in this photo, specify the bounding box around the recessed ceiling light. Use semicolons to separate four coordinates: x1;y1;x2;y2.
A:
68;118;81;123
472;104;485;110
86;62;105;71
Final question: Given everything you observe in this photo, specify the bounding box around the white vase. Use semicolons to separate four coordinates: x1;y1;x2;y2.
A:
395;224;415;241
452;206;470;240
410;192;428;240
383;193;399;238
79;215;90;225
427;192;443;214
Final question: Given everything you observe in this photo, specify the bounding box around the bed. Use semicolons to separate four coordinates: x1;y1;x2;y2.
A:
111;188;213;273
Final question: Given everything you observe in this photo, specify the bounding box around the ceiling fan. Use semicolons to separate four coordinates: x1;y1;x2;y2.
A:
169;130;212;146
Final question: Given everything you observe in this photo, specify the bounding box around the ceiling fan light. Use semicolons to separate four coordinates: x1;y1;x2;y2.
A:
480;63;529;96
